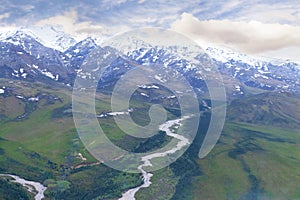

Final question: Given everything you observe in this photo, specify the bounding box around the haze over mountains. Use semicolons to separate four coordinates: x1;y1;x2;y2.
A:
0;26;299;99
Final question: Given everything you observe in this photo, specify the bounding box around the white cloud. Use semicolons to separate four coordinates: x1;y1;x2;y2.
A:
0;13;17;33
138;0;147;3
35;10;105;40
0;13;10;21
171;13;300;57
214;0;243;17
235;3;300;25
260;46;300;63
100;0;128;7
1;1;300;62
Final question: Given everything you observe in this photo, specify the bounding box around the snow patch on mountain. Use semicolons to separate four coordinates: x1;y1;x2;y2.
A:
205;46;300;69
0;26;77;52
23;25;77;52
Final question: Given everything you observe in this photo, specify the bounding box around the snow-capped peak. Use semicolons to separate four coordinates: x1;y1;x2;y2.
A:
0;25;77;52
205;46;262;66
0;29;41;47
23;25;77;52
79;37;97;47
205;46;300;69
0;29;17;40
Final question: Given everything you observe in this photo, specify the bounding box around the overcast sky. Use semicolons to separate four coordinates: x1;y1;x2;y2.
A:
0;0;300;61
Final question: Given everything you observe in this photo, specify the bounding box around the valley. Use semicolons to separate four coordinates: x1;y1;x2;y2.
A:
0;78;299;199
0;27;299;200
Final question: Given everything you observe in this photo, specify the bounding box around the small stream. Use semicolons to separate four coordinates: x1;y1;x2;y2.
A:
119;116;190;200
0;174;47;200
0;117;190;200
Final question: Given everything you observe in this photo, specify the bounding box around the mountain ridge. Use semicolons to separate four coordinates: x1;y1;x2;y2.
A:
0;27;299;98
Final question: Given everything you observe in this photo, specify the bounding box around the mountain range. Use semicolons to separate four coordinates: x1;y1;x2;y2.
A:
0;26;299;99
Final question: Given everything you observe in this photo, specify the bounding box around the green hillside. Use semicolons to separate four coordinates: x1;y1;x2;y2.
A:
227;92;300;128
1;78;300;200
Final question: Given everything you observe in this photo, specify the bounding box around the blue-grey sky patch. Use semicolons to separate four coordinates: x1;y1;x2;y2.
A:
1;0;300;27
